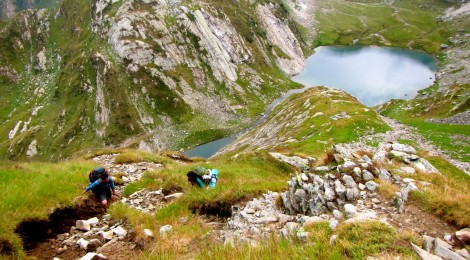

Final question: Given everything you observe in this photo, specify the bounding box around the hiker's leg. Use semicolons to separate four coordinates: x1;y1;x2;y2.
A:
105;189;114;204
96;192;108;207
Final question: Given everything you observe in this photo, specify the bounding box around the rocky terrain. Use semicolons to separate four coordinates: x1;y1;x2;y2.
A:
0;0;312;160
26;140;470;259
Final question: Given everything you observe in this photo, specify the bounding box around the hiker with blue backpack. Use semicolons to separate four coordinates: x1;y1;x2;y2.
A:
83;167;117;208
187;166;218;188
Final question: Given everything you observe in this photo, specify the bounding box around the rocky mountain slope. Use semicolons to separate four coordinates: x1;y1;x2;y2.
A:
0;0;57;19
0;0;312;160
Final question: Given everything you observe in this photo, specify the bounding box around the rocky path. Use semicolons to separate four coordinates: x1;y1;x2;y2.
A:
219;142;469;259
28;154;181;260
380;116;470;175
338;116;470;175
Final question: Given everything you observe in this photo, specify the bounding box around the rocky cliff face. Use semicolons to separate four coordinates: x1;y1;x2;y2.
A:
0;0;311;159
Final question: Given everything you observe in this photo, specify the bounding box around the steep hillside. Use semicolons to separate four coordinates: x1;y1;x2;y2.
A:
221;87;390;156
0;0;57;19
376;4;470;165
0;0;309;160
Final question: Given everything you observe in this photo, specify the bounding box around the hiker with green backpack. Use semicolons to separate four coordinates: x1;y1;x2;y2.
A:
187;166;218;188
83;166;117;208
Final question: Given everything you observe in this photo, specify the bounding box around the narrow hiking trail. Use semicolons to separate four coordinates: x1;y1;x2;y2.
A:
24;154;173;259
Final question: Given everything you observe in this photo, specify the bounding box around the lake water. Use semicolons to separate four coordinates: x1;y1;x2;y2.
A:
292;46;437;106
184;46;438;158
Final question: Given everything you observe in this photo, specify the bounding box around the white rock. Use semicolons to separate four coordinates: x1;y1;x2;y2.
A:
343;161;357;168
444;234;452;242
77;238;89;250
456;228;470;244
87;217;99;226
113;226;127;237
401;182;418;201
434;238;465;260
403;178;415;183
315;166;329;172
365;181;379;191
76;220;91;231
245;208;256;214
303;216;327;227
400;167;416;175
344;204;357;218
456;249;470;260
329;218;339;230
143;229;154;238
392;143;417;154
411;243;443;260
423;235;435;252
301;173;309;182
329;235;338;245
160;224;173;237
164;193;184;201
281;222;300;237
99;230;113;240
332;209;343;220
358;183;366;190
79;253;109;260
362;170;374;181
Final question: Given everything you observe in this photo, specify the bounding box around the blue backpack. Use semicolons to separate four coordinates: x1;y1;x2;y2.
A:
89;167;106;183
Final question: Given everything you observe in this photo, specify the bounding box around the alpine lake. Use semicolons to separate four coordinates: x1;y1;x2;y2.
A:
184;46;438;158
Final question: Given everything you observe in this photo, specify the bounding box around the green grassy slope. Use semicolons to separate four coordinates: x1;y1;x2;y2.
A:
0;160;96;258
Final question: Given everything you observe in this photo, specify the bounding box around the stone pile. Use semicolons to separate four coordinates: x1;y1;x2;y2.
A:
120;189;166;214
412;234;470;260
220;142;444;247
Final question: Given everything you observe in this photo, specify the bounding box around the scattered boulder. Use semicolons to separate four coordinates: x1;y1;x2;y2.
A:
160;225;173;237
365;181;379;191
87;239;102;252
362;170;374;181
344;204;357;218
392;143;417;154
87;217;99;226
401;182;419;201
456;228;470;244
143;229;154;238
434;238;465;260
378;168;391;181
77;238;89;250
411;243;443;260
79;253;109;260
113;226;127;238
456;249;470;259
76;220;91;232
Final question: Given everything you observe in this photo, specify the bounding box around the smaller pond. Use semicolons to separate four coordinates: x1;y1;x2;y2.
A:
292;46;437;106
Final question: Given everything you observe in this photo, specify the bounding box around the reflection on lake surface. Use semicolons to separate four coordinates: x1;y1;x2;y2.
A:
292;46;437;106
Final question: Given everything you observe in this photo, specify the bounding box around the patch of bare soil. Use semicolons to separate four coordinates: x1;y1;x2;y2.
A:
383;203;457;238
19;196;105;259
